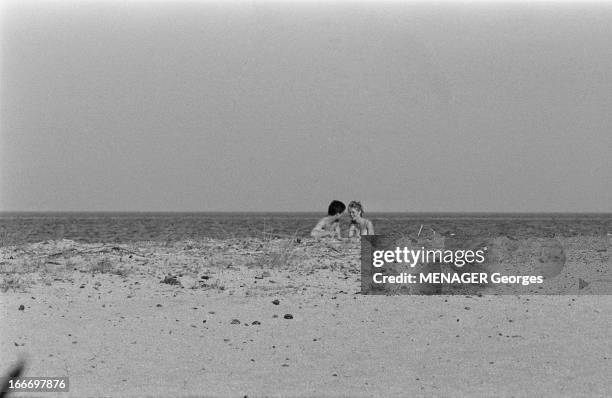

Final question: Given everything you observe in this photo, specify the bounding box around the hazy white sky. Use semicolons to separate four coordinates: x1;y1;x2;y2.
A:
1;1;611;212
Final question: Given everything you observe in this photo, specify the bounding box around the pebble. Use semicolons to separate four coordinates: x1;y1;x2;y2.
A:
272;299;280;305
160;275;180;286
18;305;25;311
283;314;293;320
231;319;241;325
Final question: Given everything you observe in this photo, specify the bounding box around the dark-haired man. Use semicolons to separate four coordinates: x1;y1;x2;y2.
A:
310;200;346;238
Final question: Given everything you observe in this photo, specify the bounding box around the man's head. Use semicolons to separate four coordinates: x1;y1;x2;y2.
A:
327;200;346;217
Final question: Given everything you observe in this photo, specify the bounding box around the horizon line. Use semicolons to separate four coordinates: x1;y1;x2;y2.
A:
1;210;611;215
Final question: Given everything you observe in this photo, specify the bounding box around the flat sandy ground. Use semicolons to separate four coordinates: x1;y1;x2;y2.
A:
1;237;611;397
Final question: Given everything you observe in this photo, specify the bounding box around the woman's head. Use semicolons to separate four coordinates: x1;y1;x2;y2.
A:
348;201;363;219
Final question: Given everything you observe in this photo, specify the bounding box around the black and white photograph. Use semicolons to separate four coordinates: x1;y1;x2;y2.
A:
1;1;611;396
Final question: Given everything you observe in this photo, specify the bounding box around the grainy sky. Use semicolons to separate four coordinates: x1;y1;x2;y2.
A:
1;1;611;212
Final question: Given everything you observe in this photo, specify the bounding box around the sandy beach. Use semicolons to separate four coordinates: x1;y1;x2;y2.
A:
4;1;612;396
1;236;611;397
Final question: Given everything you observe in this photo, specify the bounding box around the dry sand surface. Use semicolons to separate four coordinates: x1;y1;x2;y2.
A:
1;237;611;397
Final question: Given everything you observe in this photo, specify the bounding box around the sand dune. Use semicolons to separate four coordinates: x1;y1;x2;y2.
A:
1;237;610;397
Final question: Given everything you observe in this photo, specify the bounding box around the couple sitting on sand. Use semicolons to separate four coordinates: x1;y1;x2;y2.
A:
311;200;374;239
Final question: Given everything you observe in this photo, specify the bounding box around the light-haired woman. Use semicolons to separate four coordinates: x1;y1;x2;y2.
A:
347;201;374;237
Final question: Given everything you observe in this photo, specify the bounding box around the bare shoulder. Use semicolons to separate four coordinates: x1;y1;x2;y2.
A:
313;217;327;228
366;219;375;234
311;216;335;237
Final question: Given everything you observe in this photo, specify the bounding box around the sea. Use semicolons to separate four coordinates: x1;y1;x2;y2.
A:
0;212;610;245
